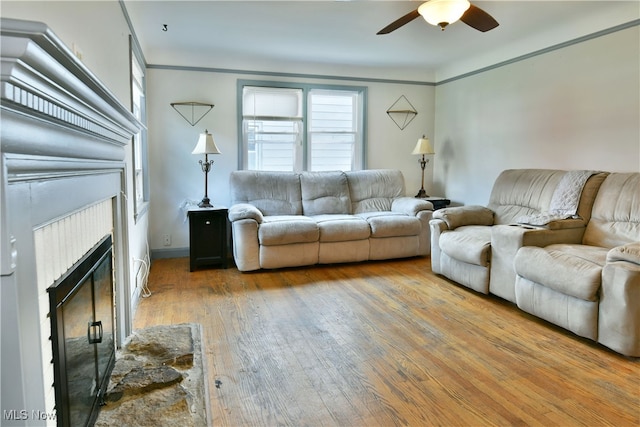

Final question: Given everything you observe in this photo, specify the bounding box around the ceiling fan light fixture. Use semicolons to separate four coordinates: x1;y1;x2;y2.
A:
418;0;471;30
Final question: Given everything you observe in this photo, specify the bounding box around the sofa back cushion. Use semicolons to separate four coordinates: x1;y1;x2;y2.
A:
488;169;566;224
583;173;640;248
346;169;405;213
575;172;608;223
230;171;302;215
300;171;351;215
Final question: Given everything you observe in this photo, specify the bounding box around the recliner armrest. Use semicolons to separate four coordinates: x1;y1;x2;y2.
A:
543;218;586;230
391;197;433;216
432;205;494;229
511;218;586;231
607;242;640;265
600;242;640;357
228;203;264;223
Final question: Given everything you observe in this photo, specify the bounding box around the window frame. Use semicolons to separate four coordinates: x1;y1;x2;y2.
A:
129;36;149;222
237;80;367;172
307;88;364;172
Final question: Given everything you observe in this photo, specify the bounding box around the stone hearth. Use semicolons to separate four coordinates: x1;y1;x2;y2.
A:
95;324;209;427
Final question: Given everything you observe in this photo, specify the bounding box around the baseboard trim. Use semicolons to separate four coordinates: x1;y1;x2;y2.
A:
151;247;189;260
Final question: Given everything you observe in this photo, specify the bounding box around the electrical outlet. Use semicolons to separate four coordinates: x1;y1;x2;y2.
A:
162;234;171;246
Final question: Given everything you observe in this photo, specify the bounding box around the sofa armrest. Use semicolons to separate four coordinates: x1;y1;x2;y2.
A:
391;197;433;216
600;247;640;357
429;219;448;274
230;219;261;272
228;203;264;223
432;205;494;229
607;242;640;265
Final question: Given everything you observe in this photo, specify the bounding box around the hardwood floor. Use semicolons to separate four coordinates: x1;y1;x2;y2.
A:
134;257;639;426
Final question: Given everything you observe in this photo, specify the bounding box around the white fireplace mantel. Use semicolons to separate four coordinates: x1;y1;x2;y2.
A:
1;18;141;425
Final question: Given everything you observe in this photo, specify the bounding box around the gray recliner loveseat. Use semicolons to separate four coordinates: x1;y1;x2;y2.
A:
430;169;607;302
514;173;640;357
430;169;640;356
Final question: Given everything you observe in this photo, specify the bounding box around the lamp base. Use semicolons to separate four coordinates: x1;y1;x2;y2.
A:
415;188;429;198
198;197;213;208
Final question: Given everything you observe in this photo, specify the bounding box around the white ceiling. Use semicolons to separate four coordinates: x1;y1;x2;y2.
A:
123;1;638;82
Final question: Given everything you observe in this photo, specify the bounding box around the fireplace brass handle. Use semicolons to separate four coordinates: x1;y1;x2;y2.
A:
88;321;103;344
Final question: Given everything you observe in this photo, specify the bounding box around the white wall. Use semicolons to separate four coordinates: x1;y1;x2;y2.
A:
436;2;640;83
434;25;640;206
2;1;150;320
146;68;435;253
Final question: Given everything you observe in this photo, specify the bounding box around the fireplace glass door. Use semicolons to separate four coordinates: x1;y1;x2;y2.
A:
49;235;115;427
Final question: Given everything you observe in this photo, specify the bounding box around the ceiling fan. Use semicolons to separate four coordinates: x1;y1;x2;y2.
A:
377;0;499;35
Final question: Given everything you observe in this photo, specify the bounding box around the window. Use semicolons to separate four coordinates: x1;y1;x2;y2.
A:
308;89;362;171
242;86;303;171
130;36;148;220
239;81;366;172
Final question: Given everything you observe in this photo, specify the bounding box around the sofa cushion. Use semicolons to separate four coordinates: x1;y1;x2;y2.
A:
514;244;608;301
488;169;566;224
312;214;370;242
356;212;420;238
319;240;370;264
583;173;640;248
258;216;319;246
515;276;599;341
346;169;405;213
439;225;491;266
230;171;303;215
301;171;351;216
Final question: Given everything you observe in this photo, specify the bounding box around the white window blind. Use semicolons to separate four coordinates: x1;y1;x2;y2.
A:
243;87;303;171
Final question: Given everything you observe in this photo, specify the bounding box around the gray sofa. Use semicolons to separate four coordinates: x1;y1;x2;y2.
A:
228;169;433;272
430;169;640;356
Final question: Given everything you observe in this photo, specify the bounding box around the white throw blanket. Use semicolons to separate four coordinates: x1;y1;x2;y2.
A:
517;170;598;226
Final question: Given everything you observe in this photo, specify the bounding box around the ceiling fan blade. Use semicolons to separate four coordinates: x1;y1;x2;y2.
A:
377;9;420;35
460;4;499;32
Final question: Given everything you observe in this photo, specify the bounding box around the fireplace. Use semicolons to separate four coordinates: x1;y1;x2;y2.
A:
48;235;115;427
1;18;141;426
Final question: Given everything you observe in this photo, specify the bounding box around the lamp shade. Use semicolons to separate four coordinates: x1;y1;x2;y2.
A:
412;136;435;155
192;130;221;155
418;0;471;28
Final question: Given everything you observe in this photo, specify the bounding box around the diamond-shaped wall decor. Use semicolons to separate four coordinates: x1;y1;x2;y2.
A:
386;95;417;130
